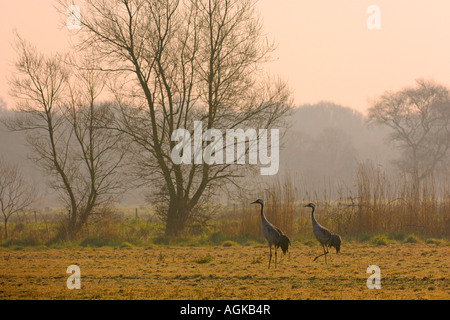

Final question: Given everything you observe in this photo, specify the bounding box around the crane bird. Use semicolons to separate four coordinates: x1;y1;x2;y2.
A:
304;203;341;264
251;199;291;269
328;233;342;254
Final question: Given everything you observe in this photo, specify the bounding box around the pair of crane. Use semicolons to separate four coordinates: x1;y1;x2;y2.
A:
251;199;341;268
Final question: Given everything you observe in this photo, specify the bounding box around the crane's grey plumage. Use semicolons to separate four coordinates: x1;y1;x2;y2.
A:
252;199;291;269
327;233;341;254
304;203;341;264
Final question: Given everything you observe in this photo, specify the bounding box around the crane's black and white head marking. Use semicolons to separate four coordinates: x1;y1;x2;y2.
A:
304;203;316;208
251;199;264;205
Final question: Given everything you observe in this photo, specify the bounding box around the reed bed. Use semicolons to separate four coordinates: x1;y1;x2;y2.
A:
230;163;449;240
1;164;449;247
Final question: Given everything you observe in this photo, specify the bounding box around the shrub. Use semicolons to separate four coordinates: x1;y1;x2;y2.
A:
370;234;389;246
404;234;422;244
221;240;238;247
425;238;445;245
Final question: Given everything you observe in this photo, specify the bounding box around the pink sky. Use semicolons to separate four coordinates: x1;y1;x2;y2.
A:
1;0;450;114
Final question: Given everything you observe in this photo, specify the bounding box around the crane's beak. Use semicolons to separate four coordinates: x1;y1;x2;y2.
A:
303;204;309;207
251;200;258;204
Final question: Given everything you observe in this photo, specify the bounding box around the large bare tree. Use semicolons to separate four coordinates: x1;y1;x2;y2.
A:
0;158;35;239
368;79;450;191
59;0;292;236
6;36;127;238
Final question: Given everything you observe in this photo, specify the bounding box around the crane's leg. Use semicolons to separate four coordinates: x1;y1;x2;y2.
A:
326;244;333;262
275;246;277;268
268;245;272;269
313;244;329;263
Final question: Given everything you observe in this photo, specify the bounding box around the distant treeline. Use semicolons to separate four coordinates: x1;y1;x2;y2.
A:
0;101;397;206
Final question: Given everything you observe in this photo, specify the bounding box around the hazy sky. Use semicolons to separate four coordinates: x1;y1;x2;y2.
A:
1;0;449;114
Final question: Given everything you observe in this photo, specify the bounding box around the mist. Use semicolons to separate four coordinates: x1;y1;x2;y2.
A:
1;98;400;207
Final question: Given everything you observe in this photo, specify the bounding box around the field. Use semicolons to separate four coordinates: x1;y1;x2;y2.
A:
0;242;448;300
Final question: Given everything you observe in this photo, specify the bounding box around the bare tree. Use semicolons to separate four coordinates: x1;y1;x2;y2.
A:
59;0;293;236
368;79;450;192
0;159;35;238
6;36;127;238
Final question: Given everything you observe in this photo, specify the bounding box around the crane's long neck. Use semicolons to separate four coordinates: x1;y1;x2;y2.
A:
259;203;268;224
311;206;319;227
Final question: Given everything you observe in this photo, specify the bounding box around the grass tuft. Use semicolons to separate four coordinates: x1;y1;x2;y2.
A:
194;254;214;264
426;238;445;245
221;240;238;247
404;234;422;244
370;234;389;246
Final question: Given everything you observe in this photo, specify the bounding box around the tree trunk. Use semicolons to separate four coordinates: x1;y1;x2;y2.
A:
165;199;191;237
67;207;79;239
3;218;8;239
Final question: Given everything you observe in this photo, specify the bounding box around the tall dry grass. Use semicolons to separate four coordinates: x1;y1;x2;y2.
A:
231;163;449;240
1;164;448;247
237;175;296;239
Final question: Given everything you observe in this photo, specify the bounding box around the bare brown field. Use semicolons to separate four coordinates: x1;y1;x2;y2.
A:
0;243;448;300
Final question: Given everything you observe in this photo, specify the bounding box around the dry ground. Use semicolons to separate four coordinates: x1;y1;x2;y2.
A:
0;243;448;300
